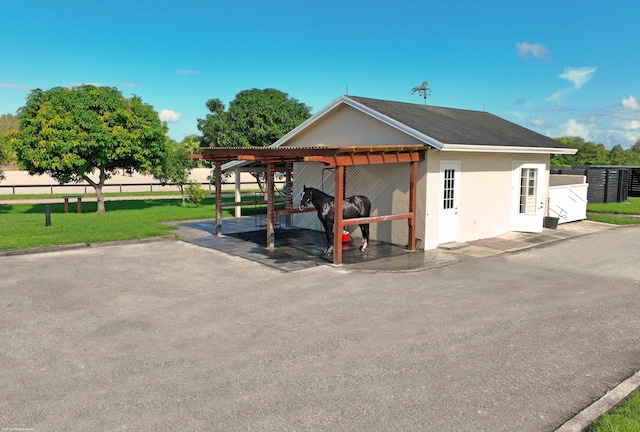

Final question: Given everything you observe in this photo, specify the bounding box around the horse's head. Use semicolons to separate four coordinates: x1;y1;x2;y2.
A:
298;185;313;210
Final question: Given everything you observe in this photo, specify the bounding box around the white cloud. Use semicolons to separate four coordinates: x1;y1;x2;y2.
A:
546;88;572;103
559;67;597;89
516;42;551;62
624;120;640;130
159;109;182;123
176;69;202;75
622;95;640;110
0;82;31;91
527;116;552;128
558;118;593;139
546;67;597;103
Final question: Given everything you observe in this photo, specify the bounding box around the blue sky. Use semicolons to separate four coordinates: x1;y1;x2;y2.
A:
1;0;639;148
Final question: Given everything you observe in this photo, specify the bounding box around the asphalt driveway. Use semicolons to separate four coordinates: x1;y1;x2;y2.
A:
1;226;639;431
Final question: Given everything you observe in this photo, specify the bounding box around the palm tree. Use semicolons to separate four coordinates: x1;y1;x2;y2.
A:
411;80;431;105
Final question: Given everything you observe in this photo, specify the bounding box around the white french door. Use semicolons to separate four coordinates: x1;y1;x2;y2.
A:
511;162;546;233
438;161;460;244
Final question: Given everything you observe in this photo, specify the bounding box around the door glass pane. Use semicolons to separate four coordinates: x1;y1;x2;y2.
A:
443;169;455;209
519;168;537;215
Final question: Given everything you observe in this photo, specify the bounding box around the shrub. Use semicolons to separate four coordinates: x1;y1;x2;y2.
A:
186;181;208;207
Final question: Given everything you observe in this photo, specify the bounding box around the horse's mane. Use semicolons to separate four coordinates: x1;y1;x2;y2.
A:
307;187;333;199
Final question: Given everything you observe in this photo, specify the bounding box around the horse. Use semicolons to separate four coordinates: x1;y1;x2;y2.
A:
298;185;371;255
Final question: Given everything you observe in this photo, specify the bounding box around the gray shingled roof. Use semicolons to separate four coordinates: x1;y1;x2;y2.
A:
348;96;572;150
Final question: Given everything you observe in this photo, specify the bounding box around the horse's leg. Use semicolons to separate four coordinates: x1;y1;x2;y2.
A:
359;223;369;252
324;220;334;255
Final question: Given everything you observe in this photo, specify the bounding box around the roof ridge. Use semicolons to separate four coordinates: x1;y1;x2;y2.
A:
346;95;488;114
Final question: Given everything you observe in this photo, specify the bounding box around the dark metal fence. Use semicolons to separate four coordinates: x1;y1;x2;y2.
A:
551;166;635;203
629;168;640;197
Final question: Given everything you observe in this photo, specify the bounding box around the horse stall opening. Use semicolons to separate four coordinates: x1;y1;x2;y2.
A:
196;145;427;266
292;161;420;257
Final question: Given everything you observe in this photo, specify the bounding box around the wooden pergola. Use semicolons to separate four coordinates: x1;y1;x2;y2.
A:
193;145;427;265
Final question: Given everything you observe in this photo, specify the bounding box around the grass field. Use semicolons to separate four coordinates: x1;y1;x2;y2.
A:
0;196;273;251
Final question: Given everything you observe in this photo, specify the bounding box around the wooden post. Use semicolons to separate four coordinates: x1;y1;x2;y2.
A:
343;167;347;199
408;159;418;251
215;161;223;237
234;167;242;218
285;162;293;227
266;163;276;250
333;165;344;265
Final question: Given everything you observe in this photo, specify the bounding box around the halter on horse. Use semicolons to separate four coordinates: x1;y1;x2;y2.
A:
298;185;371;255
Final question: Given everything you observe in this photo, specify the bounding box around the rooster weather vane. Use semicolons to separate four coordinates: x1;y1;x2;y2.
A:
411;80;431;105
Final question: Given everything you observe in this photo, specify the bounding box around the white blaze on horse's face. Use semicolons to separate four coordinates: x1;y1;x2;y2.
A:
298;190;307;210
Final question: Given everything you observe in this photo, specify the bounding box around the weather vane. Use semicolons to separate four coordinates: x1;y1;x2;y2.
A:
411;80;431;105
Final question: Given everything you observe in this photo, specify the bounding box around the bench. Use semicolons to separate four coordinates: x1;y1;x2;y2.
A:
61;196;83;213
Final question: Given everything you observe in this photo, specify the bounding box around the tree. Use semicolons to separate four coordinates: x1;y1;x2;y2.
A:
551;136;610;167
609;144;640;165
152;138;194;207
13;85;168;213
197;88;311;190
0;113;19;180
631;139;640;153
551;136;640;167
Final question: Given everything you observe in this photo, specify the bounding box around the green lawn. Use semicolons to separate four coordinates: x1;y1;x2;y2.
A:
587;197;640;214
0;196;272;251
587;391;640;432
587;197;640;224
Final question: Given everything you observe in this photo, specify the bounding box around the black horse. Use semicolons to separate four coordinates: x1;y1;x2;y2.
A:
298;186;371;255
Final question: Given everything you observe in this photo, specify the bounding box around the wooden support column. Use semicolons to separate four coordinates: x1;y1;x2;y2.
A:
215;161;223;237
342;167;347;199
333;165;345;265
408;160;418;251
234;167;242;218
285;162;293;227
266;163;276;250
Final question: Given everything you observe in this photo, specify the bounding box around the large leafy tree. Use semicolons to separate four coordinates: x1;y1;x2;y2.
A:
197;88;311;189
198;88;311;148
13;85;168;213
